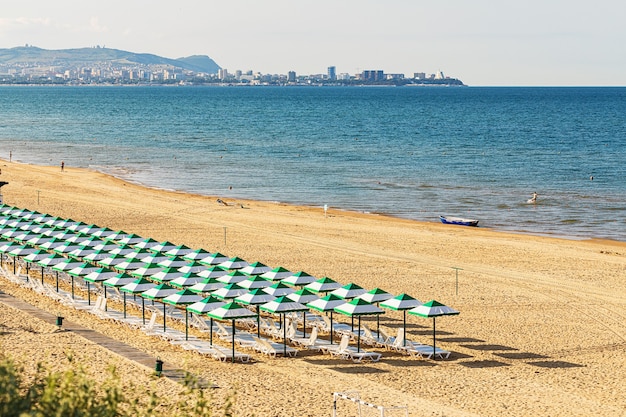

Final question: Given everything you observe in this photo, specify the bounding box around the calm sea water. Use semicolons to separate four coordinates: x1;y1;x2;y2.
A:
1;86;625;241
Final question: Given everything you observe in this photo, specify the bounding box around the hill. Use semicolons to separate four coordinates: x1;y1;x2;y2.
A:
0;46;221;74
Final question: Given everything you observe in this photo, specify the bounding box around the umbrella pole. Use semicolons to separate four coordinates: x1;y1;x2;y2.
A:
87;282;91;305
257;306;261;338
185;309;188;341
433;317;436;360
330;311;334;345
142;297;145;324
303;311;306;338
283;313;287;357
71;275;74;299
232;319;235;364
210;318;213;345
41;266;44;286
163;302;166;332
403;311;407;347
357;316;361;353
104;287;107;311
56;271;59;292
123;292;127;319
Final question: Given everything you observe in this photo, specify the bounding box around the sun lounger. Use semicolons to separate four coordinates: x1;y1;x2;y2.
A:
252;337;297;358
322;334;382;363
290;326;331;351
403;342;451;359
211;345;251;363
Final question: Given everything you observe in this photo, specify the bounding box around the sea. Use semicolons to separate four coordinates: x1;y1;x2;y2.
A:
0;85;625;242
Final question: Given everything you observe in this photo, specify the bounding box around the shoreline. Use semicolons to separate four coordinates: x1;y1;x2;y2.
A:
5;158;623;246
1;158;625;416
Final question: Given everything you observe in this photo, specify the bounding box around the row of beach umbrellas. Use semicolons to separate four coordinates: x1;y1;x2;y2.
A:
0;204;459;361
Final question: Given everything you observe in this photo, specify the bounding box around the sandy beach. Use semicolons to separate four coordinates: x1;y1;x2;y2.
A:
1;159;625;416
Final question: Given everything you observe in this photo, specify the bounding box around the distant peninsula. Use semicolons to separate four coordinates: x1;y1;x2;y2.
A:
0;45;464;86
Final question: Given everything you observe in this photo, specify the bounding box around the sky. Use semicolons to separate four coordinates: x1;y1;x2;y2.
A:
1;0;625;86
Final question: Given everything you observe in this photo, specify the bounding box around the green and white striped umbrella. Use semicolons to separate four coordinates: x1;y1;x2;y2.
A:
52;242;85;256
197;265;229;279
238;275;273;290
211;282;248;300
163;289;203;340
130;263;166;278
150;267;185;283
216;270;250;285
123;248;154;260
330;282;366;300
217;256;249;270
207;302;257;363
68;264;106;305
91;242;121;252
37;238;67;250
97;254;130;268
150;241;178;254
335;298;384;352
239;261;271;276
81;249;112;263
117;233;145;245
281;271;317;287
157;256;189;268
260;295;309;356
187;295;226;345
182;248;212;262
132;237;160;250
108;244;142;256
177;261;207;274
114;259;148;272
164;244;194;257
7;244;38;257
68;246;99;260
120;277;157;321
262;281;295;297
142;283;179;332
260;266;293;281
22;249;51;263
380;293;422;347
304;276;342;294
357;288;394;340
409;300;459;360
197;252;230;266
235;288;276;337
138;253;171;265
187;277;225;294
307;293;345;344
169;272;204;289
89;227;116;239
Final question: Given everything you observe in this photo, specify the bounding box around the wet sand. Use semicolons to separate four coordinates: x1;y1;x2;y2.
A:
0;160;625;416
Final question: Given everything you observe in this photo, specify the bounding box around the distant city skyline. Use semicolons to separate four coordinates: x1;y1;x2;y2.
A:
1;0;625;86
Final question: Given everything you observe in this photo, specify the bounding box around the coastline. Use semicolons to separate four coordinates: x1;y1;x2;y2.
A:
1;159;625;416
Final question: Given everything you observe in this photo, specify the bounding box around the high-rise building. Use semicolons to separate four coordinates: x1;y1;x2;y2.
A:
327;66;336;80
288;71;296;82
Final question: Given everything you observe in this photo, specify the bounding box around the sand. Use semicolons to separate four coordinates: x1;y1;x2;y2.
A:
0;159;625;416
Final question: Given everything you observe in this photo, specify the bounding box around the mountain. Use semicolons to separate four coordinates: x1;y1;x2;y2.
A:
0;46;221;74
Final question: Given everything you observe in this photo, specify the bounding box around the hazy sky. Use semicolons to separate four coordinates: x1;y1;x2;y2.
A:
1;1;625;86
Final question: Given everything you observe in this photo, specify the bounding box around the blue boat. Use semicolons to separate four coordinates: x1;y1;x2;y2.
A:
439;216;479;227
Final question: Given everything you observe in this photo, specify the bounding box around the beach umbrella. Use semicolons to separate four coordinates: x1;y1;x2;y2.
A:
157;256;189;268
65;234;100;246
305;276;342;294
51;230;79;241
97;253;130;268
238;275;273;290
103;230;131;242
142;283;180;332
114;259;148;272
84;268;119;304
307;293;345;344
75;224;102;235
380;293;422;347
132;237;160;250
281;271;317;287
52;259;86;299
183;248;212;261
68;246;99;261
7;245;38;277
1;228;23;240
358;288;394;340
207;302;257;363
120;278;156;321
217;270;250;285
32;212;55;223
169;272;204;289
197;265;229;279
218;256;249;270
117;233;145;245
188;277;225;294
67;264;104;305
335;298;384;352
123;248;154;260
259;266;293;281
260;296;309;356
164;244;194;257
287;288;319;338
103;273;137;312
138;253;172;264
34;252;66;288
197;252;230;266
81;249;112;263
107;244;141;256
130;262;166;279
91;241;121;252
150;267;185;283
330;282;367;300
409;300;459;360
187;295;226;345
25;234;55;247
177;261;207;274
52;242;85;256
12;230;41;244
37;237;69;250
263;281;295;297
89;227;117;239
66;221;90;232
22;249;51;264
163;289;203;340
235;288;276;337
240;261;271;276
211;282;248;300
150;241;178;254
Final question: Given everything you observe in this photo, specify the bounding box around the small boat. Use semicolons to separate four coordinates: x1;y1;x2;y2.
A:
439;216;479;227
